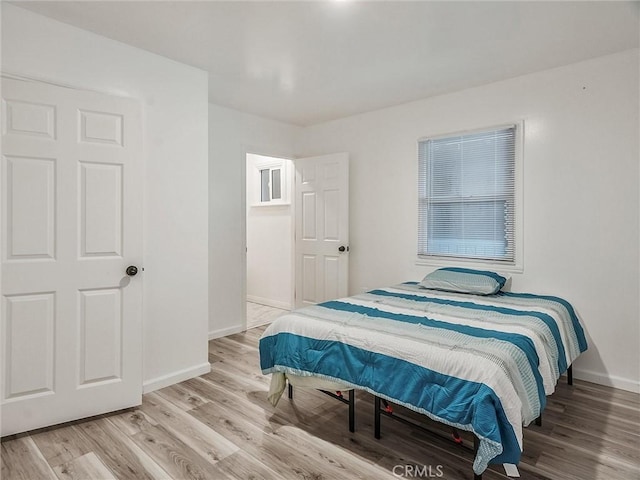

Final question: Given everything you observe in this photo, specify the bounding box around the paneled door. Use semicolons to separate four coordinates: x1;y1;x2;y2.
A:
1;77;143;436
294;153;349;308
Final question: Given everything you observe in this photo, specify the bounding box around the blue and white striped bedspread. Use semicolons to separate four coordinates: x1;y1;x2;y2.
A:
259;283;587;474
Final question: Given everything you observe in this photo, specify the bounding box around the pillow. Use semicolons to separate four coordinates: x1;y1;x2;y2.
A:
419;267;508;295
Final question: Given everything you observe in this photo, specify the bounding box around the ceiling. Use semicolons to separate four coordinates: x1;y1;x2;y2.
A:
11;1;640;126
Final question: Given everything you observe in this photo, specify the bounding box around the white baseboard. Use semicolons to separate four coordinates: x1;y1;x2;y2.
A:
573;368;640;394
208;324;245;340
143;362;211;394
247;295;292;311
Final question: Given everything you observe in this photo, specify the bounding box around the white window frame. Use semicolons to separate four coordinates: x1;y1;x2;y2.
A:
416;121;524;273
252;157;290;206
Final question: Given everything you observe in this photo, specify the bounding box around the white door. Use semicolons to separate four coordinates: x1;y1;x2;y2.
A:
1;77;143;436
294;153;349;308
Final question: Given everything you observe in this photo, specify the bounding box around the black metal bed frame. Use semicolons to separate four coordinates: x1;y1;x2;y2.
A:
374;395;484;480
286;365;573;480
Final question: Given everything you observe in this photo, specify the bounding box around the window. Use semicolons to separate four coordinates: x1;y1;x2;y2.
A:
418;124;520;265
248;153;290;206
260;167;282;202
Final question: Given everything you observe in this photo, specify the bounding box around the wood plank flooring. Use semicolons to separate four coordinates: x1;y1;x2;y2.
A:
2;325;639;480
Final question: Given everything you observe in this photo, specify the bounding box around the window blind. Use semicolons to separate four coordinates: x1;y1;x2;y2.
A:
418;125;516;262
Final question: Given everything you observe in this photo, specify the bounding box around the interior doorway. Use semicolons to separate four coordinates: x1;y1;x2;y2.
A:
245;153;294;328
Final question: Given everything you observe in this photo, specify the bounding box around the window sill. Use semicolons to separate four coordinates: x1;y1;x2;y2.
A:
250;202;291;208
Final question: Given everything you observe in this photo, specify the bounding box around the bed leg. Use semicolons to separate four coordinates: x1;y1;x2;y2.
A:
568;365;573;385
348;390;355;433
374;396;381;439
535;414;542;427
288;383;293;399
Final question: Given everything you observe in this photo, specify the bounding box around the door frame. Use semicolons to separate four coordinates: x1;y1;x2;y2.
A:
241;146;296;330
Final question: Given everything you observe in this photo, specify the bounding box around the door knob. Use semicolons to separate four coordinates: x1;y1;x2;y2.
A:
126;265;138;276
338;246;349;252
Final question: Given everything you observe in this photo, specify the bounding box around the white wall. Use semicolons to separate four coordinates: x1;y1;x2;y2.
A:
246;154;293;310
209;104;300;339
2;4;211;391
296;50;640;392
10;1;634;395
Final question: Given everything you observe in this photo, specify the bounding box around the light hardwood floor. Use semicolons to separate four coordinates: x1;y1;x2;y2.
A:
246;302;288;329
2;326;639;480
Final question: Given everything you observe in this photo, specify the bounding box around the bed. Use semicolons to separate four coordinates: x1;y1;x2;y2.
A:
259;269;588;478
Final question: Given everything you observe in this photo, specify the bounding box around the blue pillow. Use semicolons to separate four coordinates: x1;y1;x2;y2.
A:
419;267;507;295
